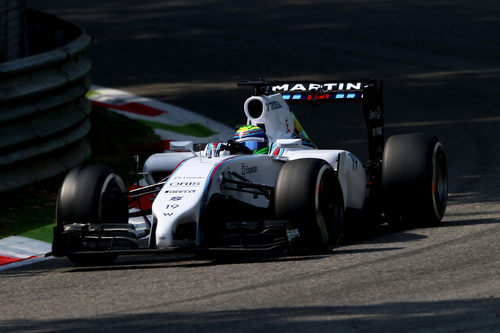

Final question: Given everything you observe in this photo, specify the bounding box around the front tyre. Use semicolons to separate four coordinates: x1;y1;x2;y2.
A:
54;165;129;265
275;158;344;254
382;133;448;226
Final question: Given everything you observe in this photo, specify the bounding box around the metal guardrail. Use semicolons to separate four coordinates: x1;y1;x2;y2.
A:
0;9;92;192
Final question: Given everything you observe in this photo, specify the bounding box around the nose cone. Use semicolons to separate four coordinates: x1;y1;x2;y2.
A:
153;187;203;248
150;156;223;248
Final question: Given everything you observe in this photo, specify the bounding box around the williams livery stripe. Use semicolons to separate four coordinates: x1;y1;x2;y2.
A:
205;141;225;156
164;158;191;184
282;92;363;101
272;148;285;156
270;141;285;156
201;156;241;209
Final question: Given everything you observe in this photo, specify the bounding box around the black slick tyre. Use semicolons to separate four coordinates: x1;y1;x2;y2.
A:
274;158;344;254
55;165;129;265
382;133;448;226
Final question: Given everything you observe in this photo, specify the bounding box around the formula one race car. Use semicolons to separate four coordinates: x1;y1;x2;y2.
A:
52;79;448;265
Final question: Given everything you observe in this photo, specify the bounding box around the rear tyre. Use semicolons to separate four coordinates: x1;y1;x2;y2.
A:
382;133;448;226
275;158;344;254
55;165;129;265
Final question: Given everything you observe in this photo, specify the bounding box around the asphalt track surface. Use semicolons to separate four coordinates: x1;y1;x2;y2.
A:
2;1;499;331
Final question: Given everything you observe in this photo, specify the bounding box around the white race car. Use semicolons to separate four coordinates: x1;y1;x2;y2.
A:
52;79;448;265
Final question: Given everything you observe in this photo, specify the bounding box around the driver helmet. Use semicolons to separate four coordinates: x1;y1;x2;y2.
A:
233;125;269;154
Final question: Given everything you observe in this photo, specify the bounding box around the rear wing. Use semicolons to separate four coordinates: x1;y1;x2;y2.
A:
237;79;384;162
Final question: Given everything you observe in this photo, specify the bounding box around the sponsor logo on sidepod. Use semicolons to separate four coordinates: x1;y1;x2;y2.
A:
241;164;258;176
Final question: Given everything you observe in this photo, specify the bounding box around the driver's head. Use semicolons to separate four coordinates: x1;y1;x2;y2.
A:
234;125;269;154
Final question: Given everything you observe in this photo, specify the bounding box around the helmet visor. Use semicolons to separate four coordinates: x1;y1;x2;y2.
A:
243;140;265;151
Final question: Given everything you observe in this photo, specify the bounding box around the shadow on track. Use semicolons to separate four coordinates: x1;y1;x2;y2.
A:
63;253;328;273
1;298;498;332
441;218;500;228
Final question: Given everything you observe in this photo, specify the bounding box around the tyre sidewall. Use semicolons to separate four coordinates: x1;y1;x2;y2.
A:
275;158;343;253
382;133;447;225
57;165;128;226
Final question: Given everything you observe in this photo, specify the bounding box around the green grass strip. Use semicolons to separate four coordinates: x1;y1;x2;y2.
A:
138;119;216;137
20;224;53;243
86;90;101;98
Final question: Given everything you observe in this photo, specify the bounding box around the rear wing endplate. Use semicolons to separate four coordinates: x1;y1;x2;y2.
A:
238;79;385;161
